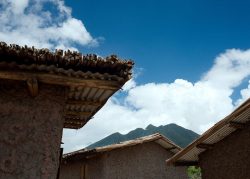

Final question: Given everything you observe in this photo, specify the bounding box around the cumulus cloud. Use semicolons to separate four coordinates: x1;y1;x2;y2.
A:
63;48;250;153
122;78;137;91
203;49;250;89
0;0;97;49
235;80;250;106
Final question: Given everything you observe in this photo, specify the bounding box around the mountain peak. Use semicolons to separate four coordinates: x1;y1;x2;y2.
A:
111;132;122;136
146;124;156;130
167;123;178;127
87;123;199;149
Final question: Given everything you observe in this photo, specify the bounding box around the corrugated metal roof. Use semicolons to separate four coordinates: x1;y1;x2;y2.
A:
166;98;250;166
63;133;182;162
0;42;134;129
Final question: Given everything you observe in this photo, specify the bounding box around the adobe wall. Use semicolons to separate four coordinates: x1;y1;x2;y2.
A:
101;142;187;179
60;162;82;179
0;81;66;179
60;142;187;179
199;124;250;179
60;155;104;179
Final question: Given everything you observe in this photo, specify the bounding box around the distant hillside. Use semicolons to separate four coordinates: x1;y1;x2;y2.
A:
87;123;199;149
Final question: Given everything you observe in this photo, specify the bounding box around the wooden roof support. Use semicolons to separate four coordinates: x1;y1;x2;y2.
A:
0;43;133;130
65;111;92;117
27;77;38;97
64;124;82;129
173;161;199;166
229;121;246;129
166;147;176;151
66;100;101;107
0;71;121;90
64;120;87;128
196;143;214;150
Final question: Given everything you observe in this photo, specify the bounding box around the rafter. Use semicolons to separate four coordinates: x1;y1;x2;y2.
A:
173;161;199;166
65;111;92;117
229;121;246;129
66;100;101;107
196;143;214;150
0;71;121;90
26;77;38;97
166;147;176;151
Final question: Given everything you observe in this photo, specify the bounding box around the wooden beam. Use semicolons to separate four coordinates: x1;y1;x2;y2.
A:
26;77;38;97
64;120;86;128
229;121;245;129
84;164;88;179
0;71;122;90
81;164;84;179
166;147;176;151
66;100;101;107
56;148;63;179
173;161;199;166
63;123;82;129
196;143;214;150
65;111;92;117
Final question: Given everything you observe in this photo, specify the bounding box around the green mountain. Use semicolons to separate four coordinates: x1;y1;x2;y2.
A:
87;123;199;149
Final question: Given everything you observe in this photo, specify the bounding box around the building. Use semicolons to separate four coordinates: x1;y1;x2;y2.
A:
0;42;133;178
60;133;188;179
167;98;250;179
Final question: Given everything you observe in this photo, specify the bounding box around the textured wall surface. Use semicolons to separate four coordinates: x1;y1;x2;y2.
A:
60;155;104;179
60;162;82;179
200;125;250;179
0;81;66;179
60;142;187;179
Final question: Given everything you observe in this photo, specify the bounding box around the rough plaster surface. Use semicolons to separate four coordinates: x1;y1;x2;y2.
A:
60;142;188;179
200;125;250;179
0;81;66;179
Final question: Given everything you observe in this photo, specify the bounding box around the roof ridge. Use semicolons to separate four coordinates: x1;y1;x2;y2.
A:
63;133;181;161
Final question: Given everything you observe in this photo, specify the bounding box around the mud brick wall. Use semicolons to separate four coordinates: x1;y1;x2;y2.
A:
199;124;250;179
0;81;65;179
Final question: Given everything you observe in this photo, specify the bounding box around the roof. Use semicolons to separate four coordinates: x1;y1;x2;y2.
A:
0;42;134;129
166;98;250;166
63;133;182;162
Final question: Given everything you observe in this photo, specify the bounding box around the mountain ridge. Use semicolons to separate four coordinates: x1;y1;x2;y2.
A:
87;123;199;149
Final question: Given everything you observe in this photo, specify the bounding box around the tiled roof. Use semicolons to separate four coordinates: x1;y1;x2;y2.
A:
166;98;250;166
0;42;134;129
63;133;182;162
0;42;133;80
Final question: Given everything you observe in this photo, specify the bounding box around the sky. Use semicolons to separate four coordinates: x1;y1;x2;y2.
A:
1;0;250;152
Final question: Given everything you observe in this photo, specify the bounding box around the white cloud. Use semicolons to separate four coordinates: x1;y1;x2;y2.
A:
203;49;250;89
63;48;250;153
10;0;29;14
235;80;250;106
122;78;136;91
0;0;97;49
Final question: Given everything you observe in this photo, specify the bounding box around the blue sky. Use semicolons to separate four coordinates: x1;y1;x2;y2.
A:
65;0;250;83
1;0;250;152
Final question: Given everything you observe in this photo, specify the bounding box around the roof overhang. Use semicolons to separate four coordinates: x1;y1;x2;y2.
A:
63;133;182;162
166;98;250;166
0;42;134;129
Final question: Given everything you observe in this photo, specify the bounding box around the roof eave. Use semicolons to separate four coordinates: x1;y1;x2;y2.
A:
166;98;250;166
